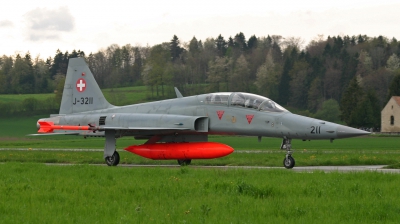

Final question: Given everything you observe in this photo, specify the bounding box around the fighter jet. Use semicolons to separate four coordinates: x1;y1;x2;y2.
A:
33;58;370;169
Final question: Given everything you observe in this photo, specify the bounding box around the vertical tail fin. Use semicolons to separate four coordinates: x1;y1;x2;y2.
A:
59;58;114;114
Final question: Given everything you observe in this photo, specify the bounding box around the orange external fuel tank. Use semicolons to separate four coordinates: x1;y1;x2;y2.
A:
124;142;234;160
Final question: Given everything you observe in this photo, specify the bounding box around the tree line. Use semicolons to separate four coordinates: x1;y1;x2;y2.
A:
1;33;400;128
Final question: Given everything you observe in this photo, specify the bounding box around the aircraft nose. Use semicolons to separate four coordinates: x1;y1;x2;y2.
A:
336;125;370;138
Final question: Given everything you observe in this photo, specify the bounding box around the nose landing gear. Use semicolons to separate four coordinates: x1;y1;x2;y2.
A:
283;154;295;169
281;138;295;169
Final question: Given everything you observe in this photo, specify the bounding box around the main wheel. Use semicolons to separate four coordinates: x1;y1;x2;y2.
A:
177;159;192;166
105;151;120;166
283;156;295;169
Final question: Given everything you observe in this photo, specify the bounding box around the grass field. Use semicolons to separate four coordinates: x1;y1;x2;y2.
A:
1;101;400;223
1;163;400;223
0;86;151;105
0;115;43;137
0;93;54;103
102;86;151;105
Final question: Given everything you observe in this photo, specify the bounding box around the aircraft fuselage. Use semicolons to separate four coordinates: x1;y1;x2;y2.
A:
44;92;365;141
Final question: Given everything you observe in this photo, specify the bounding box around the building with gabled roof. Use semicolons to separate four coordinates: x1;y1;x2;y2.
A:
381;96;400;132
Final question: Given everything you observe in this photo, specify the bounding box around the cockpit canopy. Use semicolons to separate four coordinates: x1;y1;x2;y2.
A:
204;92;287;113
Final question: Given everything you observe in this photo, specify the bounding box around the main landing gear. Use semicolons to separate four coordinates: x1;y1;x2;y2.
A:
177;159;192;166
104;130;120;166
281;138;295;169
105;151;120;166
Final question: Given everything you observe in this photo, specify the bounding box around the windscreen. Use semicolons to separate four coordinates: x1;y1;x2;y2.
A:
230;92;287;112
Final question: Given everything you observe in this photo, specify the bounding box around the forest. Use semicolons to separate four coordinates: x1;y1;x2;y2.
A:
1;33;400;129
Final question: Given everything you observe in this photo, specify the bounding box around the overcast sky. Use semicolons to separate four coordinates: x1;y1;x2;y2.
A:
1;0;400;59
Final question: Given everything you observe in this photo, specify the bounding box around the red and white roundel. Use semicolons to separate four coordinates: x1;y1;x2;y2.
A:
76;78;87;92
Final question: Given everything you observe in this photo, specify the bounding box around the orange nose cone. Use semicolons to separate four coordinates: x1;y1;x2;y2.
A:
124;142;234;160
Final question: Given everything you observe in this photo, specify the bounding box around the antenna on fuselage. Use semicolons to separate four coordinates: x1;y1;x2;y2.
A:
174;87;183;98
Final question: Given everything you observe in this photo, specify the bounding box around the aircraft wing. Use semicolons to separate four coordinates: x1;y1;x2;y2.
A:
33;114;208;137
102;127;190;131
31;122;194;137
29;126;190;136
28;132;80;136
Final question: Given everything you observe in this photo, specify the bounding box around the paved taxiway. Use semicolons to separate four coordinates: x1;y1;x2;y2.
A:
42;163;400;173
2;148;399;173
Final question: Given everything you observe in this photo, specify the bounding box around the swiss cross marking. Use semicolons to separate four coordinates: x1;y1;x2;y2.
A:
246;114;254;124
216;110;225;120
76;78;86;92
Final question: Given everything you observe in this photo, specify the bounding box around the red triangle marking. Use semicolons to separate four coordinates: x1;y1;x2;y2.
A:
246;114;254;124
216;110;225;120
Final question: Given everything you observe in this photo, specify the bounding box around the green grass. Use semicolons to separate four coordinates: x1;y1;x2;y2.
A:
0;93;55;103
102;85;151;105
1;163;400;223
385;163;400;169
0;86;154;105
0;115;44;137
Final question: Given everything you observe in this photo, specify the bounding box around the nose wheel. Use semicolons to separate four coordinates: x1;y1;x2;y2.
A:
283;155;295;169
281;137;295;169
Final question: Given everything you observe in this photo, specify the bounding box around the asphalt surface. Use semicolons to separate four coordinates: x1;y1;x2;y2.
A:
2;148;399;173
42;163;400;173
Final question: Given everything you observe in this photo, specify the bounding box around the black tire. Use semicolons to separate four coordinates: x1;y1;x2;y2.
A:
283;156;295;169
177;159;192;166
115;151;120;165
105;151;120;166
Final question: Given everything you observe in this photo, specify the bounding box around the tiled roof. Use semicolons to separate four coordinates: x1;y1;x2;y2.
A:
393;96;400;106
